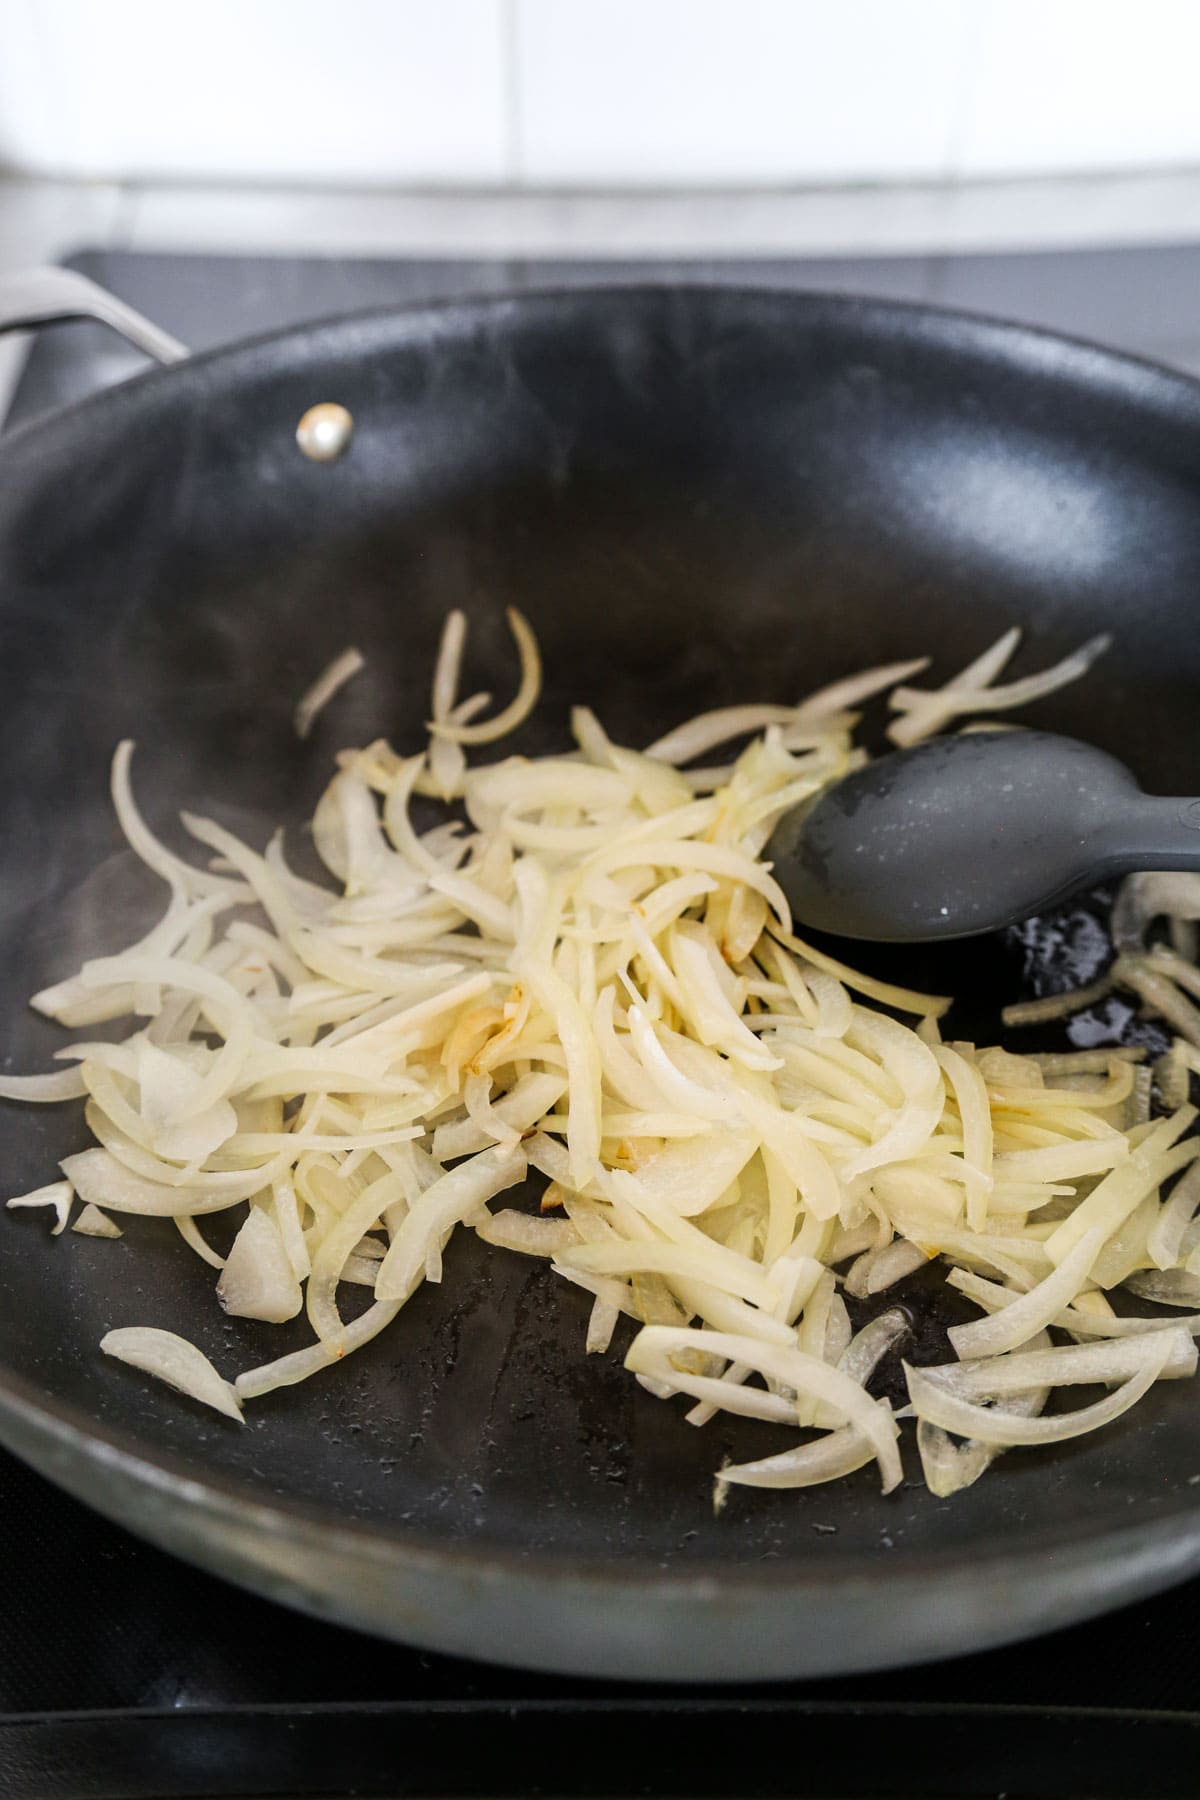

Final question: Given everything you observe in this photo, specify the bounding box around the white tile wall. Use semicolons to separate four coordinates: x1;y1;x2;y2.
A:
514;0;965;186
956;0;1200;178
3;0;1200;189
0;0;508;184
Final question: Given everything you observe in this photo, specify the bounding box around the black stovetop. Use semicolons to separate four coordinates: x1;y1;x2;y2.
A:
3;246;1200;1800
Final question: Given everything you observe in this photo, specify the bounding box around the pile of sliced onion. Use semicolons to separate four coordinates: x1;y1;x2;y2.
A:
5;614;1197;1504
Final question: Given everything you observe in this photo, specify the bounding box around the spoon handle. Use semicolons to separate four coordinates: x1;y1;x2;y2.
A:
1095;796;1200;874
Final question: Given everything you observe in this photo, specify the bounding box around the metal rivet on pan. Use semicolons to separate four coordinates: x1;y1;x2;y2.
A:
296;402;354;462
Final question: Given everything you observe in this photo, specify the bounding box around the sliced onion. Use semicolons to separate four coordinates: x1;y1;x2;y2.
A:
1113;871;1200;950
843;1239;923;1299
1124;1268;1200;1307
73;1202;123;1239
839;1308;910;1387
294;646;365;740
217;1206;303;1322
1147;1159;1200;1270
1045;1112;1197;1265
175;1213;224;1267
475;1209;580;1257
62;1148;256;1217
934;1329;1196;1398
916;1330;1052;1497
375;1145;527;1301
645;705;808;766
431;1070;565;1162
519;961;602;1188
1114;956;1200;1048
570;1238;775;1308
236;1297;402;1399
0;1066;88;1102
948;1223;1107;1359
717;1424;875;1491
1003;974;1117;1029
1;606;1187;1507
627;1325;902;1493
111;743;246;900
101;1326;243;1421
619;1129;758;1220
585;1293;621;1354
427;609;541;745
888;633;1110;748
7;1181;73;1234
904;1330;1179;1446
794;657;931;722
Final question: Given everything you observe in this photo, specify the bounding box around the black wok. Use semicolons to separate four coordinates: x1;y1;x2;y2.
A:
0;274;1198;1682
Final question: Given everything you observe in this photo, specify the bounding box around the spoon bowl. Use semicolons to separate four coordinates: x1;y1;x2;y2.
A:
769;729;1200;943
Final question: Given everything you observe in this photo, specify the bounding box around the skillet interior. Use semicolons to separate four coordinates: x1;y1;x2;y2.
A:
1;286;1199;1675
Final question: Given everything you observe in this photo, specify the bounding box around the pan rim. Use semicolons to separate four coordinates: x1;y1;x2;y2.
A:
2;278;1200;1604
5;275;1200;456
1;1351;1199;1597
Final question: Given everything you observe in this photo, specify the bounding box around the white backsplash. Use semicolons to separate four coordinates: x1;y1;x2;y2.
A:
514;0;966;186
0;0;509;184
2;0;1200;189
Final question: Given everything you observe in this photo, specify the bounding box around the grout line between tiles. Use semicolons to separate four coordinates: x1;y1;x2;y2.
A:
501;0;523;188
941;2;982;185
108;184;142;249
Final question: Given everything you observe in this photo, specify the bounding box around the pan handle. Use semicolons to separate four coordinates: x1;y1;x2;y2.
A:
0;267;187;363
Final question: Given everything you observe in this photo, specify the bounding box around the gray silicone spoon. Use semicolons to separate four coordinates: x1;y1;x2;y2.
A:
769;729;1200;943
